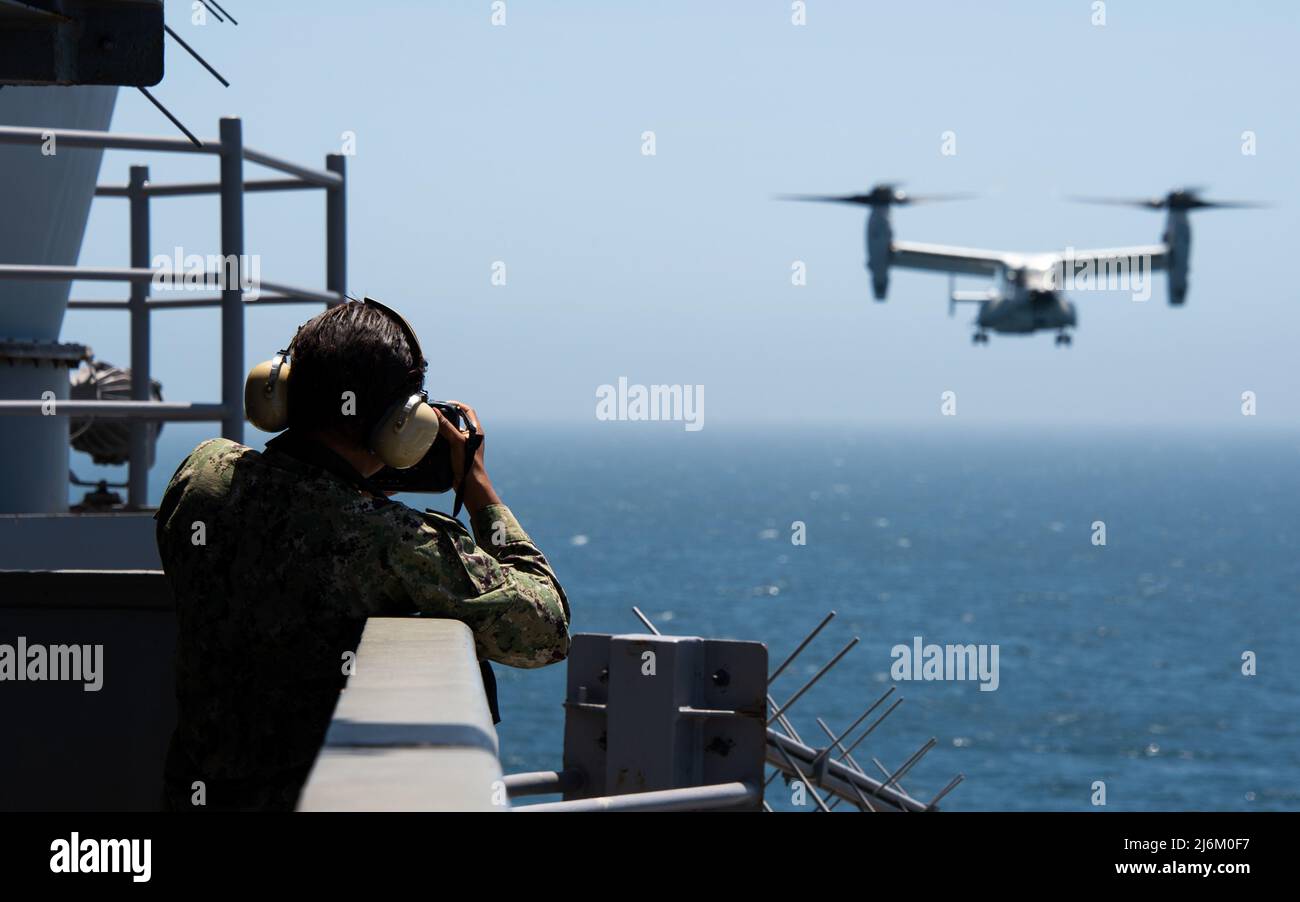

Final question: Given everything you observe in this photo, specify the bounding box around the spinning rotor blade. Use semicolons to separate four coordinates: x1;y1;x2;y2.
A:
1186;199;1270;210
1066;195;1166;210
898;191;978;205
1068;187;1268;211
774;193;877;206
776;183;975;207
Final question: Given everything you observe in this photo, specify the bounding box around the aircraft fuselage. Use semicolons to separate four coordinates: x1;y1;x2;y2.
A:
977;288;1077;335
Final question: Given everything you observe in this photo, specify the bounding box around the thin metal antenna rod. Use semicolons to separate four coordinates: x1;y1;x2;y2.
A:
765;723;818;787
815;716;874;780
766;691;805;743
768;611;835;684
768;637;858;723
830;765;884;812
871;757;912;799
630;606;660;635
837;772;878;812
816;718;894;812
164;24;231;87
822;686;895;758
773;743;831;813
927;773;965;809
812;720;878;812
880;737;937;793
763;752;848;809
767;730;923;811
811;714;866;772
627;605;940;812
766;611;841;745
206;0;238;24
197;0;225;23
836;697;904;761
772;672;893;757
135;88;202;148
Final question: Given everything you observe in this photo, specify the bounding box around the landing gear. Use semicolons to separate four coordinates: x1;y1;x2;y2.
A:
1054;332;1072;347
972;331;990;345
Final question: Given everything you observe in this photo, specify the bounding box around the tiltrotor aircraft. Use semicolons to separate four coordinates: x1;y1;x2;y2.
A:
779;185;1262;345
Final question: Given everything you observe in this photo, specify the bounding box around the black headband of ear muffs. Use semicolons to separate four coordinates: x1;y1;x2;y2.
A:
360;296;427;391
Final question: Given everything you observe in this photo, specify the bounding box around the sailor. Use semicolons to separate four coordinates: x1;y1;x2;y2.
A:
154;299;570;811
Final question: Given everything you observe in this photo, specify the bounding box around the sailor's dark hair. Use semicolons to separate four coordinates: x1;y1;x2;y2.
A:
286;302;418;447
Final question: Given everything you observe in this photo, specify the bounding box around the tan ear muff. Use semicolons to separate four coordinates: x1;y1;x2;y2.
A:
370;392;441;469
244;352;291;433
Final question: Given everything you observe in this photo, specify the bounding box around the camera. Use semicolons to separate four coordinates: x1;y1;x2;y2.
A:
368;401;468;494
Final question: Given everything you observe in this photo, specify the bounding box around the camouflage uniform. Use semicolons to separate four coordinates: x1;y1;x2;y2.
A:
155;434;570;811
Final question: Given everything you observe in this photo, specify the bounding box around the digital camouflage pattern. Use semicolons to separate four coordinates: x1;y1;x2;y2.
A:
155;436;570;810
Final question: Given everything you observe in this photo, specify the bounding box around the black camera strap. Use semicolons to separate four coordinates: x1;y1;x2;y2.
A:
451;430;482;519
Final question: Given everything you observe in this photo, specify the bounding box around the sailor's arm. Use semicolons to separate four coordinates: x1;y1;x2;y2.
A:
382;402;570;668
381;503;570;668
470;502;570;620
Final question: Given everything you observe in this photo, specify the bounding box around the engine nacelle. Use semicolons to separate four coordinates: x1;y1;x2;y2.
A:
866;205;892;300
1164;209;1191;305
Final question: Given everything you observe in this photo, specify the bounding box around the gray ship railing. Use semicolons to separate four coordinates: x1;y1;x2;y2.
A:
224;609;958;812
0;118;346;507
300;616;767;813
296;617;507;812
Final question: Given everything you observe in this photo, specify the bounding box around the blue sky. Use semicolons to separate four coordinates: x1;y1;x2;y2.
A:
68;0;1300;430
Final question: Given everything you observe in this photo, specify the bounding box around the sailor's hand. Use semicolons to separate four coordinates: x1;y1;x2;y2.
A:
434;401;500;514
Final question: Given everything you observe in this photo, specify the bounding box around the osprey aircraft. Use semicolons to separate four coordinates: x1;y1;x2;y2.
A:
779;185;1262;345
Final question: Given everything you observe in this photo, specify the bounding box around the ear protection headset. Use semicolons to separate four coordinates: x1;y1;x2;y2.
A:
244;297;442;469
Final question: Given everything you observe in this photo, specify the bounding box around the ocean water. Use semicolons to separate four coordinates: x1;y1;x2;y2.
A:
137;424;1300;811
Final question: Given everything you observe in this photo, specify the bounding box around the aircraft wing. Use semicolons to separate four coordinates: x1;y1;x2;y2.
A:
890;241;1018;277
1034;244;1169;275
892;241;1170;277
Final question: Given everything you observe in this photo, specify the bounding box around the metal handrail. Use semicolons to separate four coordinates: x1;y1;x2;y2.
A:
0;266;342;304
0;401;229;420
0;117;348;507
0;124;342;186
0;264;154;282
68;292;344;310
0;125;217;155
243;146;341;188
95;178;322;198
0;269;342;309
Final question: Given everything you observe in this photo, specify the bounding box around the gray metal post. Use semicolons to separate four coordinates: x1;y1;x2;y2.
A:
127;165;151;508
516;781;759;813
502;769;585;799
219;117;244;441
326;153;346;304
